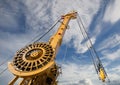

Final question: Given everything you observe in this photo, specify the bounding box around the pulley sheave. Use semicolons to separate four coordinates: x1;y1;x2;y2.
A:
13;42;54;72
8;42;55;77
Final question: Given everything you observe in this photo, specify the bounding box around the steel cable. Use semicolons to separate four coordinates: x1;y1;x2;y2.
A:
0;67;8;75
76;15;99;74
0;57;11;67
77;14;110;82
27;17;61;44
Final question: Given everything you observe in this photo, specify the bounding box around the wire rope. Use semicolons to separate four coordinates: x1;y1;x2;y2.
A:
77;14;107;75
77;14;101;62
0;67;8;75
27;17;61;44
77;14;110;82
0;57;11;67
76;16;99;74
61;44;69;66
0;54;13;75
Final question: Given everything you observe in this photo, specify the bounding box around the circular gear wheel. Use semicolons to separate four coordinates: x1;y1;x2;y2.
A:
13;42;54;72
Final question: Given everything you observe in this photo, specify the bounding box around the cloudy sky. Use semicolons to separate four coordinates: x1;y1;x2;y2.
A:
0;0;120;85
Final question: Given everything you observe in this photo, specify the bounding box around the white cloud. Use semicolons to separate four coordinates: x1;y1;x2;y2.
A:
51;0;100;53
2;0;120;85
0;0;26;30
18;0;101;55
106;65;120;85
0;70;14;85
58;62;110;85
23;0;53;31
98;34;120;51
59;79;93;85
108;80;120;85
0;0;103;55
0;10;19;29
102;49;120;60
73;33;96;53
57;62;120;85
97;34;120;60
103;0;120;23
58;63;95;85
79;79;93;85
92;24;102;37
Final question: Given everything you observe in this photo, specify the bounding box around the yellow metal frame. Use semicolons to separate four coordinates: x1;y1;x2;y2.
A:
8;11;77;85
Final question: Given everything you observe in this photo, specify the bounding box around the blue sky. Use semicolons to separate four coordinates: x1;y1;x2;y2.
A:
0;0;120;85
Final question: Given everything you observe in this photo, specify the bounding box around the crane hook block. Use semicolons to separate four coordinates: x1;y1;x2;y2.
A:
99;68;106;82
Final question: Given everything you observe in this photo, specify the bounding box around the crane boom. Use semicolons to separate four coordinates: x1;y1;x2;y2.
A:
49;12;77;53
8;11;77;85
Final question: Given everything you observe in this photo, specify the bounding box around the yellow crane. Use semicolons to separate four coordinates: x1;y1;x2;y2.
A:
8;11;77;85
8;11;108;85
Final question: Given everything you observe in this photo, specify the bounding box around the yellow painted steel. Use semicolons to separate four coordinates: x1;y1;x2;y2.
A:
49;11;77;53
8;11;77;85
99;68;106;82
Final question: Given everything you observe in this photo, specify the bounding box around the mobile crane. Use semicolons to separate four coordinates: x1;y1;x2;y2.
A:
8;11;108;85
8;11;77;85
